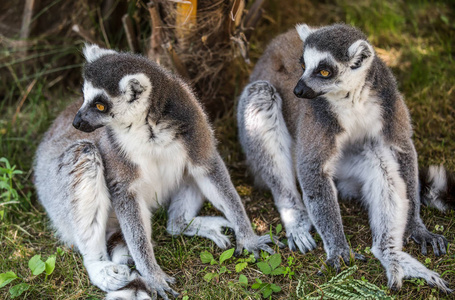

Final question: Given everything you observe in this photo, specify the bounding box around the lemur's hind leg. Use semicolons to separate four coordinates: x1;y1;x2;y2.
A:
336;141;451;292
167;180;232;249
395;140;448;256
237;81;316;253
58;141;132;292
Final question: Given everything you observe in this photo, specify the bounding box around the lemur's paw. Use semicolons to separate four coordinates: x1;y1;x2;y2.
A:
385;261;404;291
416;269;453;293
319;248;365;273
89;262;132;292
235;234;285;259
203;217;232;249
287;226;317;253
210;232;231;249
410;225;448;256
146;270;179;300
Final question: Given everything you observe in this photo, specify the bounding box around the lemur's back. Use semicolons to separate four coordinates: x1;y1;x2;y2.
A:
250;29;304;136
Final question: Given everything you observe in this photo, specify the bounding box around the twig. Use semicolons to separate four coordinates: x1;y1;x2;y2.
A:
243;0;264;39
97;7;111;49
12;79;37;126
72;24;106;47
229;0;245;34
20;0;36;40
166;42;190;80
147;1;165;61
122;14;138;52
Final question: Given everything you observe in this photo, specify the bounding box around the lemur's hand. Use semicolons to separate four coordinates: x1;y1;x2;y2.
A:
234;234;285;259
320;247;366;273
409;223;448;256
145;268;179;300
285;217;317;253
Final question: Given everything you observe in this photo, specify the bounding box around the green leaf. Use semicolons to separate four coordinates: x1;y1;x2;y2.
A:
0;272;18;288
219;248;234;264
28;255;45;276
0;210;4;220
45;255;56;275
251;282;261;289
239;274;248;286
271;267;285;275
268;253;281;270
219;266;227;274
182;296;189;300
210;258;217;265
203;273;215;282
200;251;214;264
275;224;282;235
56;247;64;256
235;262;248;273
257;261;271;275
262;287;272;298
9;283;30;298
270;284;281;292
0;158;10;169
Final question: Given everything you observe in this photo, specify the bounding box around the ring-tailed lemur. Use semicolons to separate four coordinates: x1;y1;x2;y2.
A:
34;44;281;300
237;24;452;292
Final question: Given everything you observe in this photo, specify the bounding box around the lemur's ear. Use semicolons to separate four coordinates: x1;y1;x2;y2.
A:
83;44;116;63
119;74;150;102
348;40;374;70
296;24;314;42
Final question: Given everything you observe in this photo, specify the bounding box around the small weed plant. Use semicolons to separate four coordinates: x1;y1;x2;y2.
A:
296;265;394;300
0;157;23;219
0;248;64;299
200;224;299;298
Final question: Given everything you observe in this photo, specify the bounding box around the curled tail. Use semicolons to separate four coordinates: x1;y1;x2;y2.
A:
419;165;455;212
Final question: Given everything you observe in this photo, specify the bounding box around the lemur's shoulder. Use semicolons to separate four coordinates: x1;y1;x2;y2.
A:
251;28;302;84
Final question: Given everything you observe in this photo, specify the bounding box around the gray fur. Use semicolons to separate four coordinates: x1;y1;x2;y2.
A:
35;45;281;300
238;24;451;292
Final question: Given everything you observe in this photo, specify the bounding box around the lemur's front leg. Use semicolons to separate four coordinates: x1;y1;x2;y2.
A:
395;140;448;256
296;149;364;271
193;154;284;259
111;186;178;300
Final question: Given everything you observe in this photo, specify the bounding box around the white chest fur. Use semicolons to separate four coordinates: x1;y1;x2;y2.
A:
330;88;384;147
114;121;188;209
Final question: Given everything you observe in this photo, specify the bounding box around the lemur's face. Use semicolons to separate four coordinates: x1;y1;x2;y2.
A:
293;24;374;100
73;45;151;132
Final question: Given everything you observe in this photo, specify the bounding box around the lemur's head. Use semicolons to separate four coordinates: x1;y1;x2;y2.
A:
293;24;375;100
73;44;152;132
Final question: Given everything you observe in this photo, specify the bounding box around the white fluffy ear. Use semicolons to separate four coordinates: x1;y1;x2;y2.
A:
296;24;314;42
83;44;117;63
348;40;374;69
119;74;151;102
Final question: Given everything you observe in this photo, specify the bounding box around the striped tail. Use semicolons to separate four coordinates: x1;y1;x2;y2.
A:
419;165;455;212
105;276;152;300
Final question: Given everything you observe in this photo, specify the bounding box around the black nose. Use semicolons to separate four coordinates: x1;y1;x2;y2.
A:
293;80;321;99
72;111;82;129
72;111;99;132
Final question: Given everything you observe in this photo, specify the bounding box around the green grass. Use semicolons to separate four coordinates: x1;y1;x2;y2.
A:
1;0;454;299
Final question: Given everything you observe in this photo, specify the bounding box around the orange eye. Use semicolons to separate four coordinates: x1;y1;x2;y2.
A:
96;103;106;111
320;70;330;77
301;63;306;70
